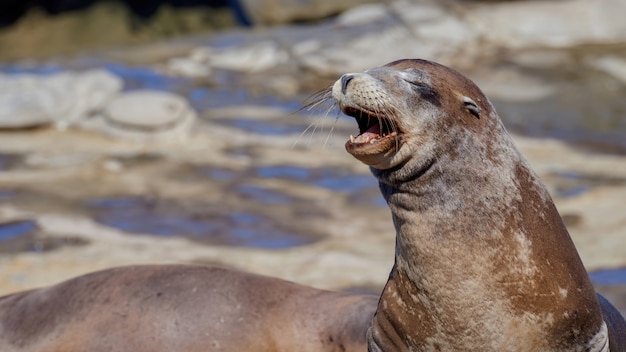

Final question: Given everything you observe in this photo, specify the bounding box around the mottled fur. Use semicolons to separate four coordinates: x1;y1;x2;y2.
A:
333;59;626;351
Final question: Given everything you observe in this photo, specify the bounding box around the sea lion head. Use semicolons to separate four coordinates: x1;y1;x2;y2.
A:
332;59;499;177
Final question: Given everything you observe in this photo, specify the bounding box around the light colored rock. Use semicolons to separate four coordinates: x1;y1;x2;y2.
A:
469;67;556;102
86;90;197;142
588;56;626;84
105;91;187;129
291;39;322;57
162;0;626;79
209;41;290;72
237;0;378;25
166;47;212;78
467;0;626;48
508;50;574;70
299;19;470;77
58;70;124;128
167;57;212;78
389;1;447;24
0;70;122;130
297;1;475;76
0;74;69;128
336;3;391;26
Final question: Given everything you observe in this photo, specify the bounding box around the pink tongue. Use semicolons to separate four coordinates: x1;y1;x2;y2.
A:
354;123;381;143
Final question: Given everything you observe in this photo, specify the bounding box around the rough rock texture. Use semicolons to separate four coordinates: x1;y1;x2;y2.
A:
237;0;378;25
0;70;122;129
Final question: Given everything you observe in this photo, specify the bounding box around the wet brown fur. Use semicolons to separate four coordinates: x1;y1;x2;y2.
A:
333;59;626;351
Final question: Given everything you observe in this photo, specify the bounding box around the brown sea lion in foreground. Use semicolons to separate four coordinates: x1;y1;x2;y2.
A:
0;265;376;351
331;59;626;351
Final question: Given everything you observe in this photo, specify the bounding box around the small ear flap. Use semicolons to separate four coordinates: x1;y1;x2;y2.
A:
463;96;481;119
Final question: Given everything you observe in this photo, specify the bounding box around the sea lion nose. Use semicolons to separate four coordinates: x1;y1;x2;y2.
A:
340;74;354;95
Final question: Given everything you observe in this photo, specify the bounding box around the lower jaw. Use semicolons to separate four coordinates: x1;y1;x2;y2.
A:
344;135;400;157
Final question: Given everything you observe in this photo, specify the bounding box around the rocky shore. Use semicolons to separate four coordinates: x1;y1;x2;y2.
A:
0;0;625;314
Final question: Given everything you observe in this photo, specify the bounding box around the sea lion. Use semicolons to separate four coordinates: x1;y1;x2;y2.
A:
0;265;376;352
331;58;626;351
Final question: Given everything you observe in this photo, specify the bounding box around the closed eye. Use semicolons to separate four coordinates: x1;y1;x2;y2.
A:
406;81;441;107
463;96;481;119
407;81;430;90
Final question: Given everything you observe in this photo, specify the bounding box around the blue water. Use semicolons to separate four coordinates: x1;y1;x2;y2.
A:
197;167;241;182
86;196;316;248
0;190;16;201
589;268;626;285
214;118;306;135
550;170;626;198
0;220;38;241
0;154;20;171
255;165;378;193
237;184;294;204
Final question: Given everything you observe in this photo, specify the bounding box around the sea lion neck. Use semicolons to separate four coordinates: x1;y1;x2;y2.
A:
356;59;609;351
370;114;606;350
371;123;524;251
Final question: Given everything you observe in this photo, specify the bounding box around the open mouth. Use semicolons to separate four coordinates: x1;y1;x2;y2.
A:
342;106;399;148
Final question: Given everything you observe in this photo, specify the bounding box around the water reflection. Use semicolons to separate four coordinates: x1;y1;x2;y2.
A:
590;268;626;285
256;165;378;193
87;196;318;248
0;220;38;241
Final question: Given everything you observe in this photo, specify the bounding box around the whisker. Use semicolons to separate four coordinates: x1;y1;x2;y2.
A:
298;88;333;112
292;86;336;148
308;99;336;145
323;109;342;149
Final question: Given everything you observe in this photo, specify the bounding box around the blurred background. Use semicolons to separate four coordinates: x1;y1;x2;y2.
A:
0;0;625;315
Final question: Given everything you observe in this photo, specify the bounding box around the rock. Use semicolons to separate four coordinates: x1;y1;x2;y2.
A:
236;0;378;25
0;70;122;130
0;74;68;129
88;90;197;142
335;3;391;26
390;1;447;24
298;21;468;76
166;47;212;78
209;41;290;72
158;0;626;81
297;1;475;77
469;67;556;102
167;57;212;78
52;70;124;129
588;56;626;84
467;0;626;48
167;43;289;76
506;50;574;70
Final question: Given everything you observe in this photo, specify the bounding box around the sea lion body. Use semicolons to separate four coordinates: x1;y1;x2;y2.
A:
332;59;626;351
0;265;376;352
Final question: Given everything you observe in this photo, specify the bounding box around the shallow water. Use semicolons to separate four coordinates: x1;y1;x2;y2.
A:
255;165;377;193
548;170;626;198
87;196;318;249
0;220;38;242
590;268;626;285
213;117;309;135
0;154;22;171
